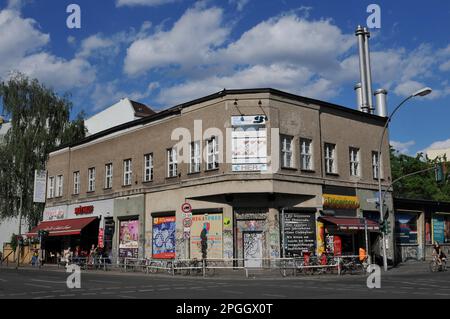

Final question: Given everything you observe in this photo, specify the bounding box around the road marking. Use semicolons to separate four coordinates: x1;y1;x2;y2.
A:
33;295;55;299
100;292;114;295
123;291;136;294
9;293;26;296
82;293;97;296
120;295;137;299
60;294;75;297
25;283;52;289
89;280;120;284
0;278;7;282
138;289;154;292
222;290;244;295
106;287;121;290
157;288;170;291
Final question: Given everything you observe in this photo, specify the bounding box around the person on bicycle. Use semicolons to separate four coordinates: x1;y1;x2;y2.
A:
433;242;447;266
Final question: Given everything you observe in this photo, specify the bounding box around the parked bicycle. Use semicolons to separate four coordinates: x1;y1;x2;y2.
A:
430;255;447;272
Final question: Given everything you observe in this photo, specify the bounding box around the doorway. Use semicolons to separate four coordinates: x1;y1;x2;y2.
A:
243;231;263;268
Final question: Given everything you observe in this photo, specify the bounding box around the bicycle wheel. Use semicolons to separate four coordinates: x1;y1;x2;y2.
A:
148;261;158;274
430;260;439;272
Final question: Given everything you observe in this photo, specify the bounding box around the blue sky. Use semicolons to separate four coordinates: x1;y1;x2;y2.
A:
0;0;449;155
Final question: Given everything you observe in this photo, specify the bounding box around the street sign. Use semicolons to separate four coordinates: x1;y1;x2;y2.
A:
181;202;192;214
33;170;47;203
366;198;379;203
183;217;192;228
184;232;190;239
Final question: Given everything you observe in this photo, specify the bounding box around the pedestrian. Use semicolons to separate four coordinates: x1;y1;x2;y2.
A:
89;244;97;267
31;249;39;267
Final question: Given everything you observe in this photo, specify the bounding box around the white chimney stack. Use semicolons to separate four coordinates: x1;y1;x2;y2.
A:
374;89;388;117
355;26;374;114
354;83;363;111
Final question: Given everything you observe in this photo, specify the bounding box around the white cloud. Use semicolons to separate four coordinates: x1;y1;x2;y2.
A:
124;6;230;76
229;0;250;12
0;9;96;90
90;81;153;110
77;34;115;58
116;0;176;7
420;138;450;159
424;139;450;151
394;80;425;97
390;140;416;155
439;60;450;72
67;36;76;45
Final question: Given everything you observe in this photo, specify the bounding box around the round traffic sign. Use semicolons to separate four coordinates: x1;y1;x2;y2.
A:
181;202;192;213
183;217;192;228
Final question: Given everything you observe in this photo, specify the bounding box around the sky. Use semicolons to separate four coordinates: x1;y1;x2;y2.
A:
0;0;449;156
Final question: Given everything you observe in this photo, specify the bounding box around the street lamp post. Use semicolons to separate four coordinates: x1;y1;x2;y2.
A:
377;87;432;272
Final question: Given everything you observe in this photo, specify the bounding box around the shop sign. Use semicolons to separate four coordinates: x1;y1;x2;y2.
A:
44;209;65;221
283;212;316;254
323;194;360;210
98;228;104;248
74;205;94;215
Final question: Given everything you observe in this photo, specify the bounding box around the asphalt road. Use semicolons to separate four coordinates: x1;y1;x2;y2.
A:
0;265;449;299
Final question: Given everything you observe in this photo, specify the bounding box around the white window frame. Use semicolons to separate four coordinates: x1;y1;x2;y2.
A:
88;167;96;192
325;143;337;174
55;175;63;197
144;154;153;182
206;136;219;170
349;147;360;177
48;176;55;198
167;148;178;178
190;141;200;173
300;138;313;171
73;171;80;195
372;151;383;179
123;159;132;186
281;135;294;168
105;163;113;188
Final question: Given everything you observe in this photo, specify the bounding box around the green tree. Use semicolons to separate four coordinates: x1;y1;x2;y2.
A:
390;146;450;201
0;73;86;227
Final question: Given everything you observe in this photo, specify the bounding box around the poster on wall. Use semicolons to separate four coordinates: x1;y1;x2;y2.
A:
152;216;176;259
190;214;223;259
283;212;316;255
395;213;418;244
433;215;445;243
119;219;139;258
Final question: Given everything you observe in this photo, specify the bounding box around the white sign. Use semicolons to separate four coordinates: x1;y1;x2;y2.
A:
231;115;266;126
33;170;47;203
366;198;379;203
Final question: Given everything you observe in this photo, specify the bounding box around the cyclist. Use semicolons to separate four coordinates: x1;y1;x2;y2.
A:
433;242;447;267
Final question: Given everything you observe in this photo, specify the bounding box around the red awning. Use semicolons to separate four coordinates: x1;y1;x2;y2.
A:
26;217;98;237
319;216;380;231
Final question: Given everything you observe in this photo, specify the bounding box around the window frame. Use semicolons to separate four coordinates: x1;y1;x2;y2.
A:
349;147;361;177
324;143;337;174
280;135;294;169
189;141;201;174
300;138;313;171
144;153;154;182
88;167;96;192
73;171;80;195
123;159;132;186
105;163;113;189
167;147;178;178
206;136;219;171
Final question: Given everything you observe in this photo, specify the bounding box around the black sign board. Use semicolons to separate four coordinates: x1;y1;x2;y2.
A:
283;212;316;256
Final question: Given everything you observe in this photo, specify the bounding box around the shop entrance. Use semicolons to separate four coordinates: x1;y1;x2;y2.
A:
243;232;263;268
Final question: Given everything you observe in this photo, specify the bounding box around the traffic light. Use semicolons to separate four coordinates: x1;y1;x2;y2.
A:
379;220;391;235
435;162;447;183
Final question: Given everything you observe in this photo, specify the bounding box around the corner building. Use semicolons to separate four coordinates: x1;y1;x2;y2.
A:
43;89;394;265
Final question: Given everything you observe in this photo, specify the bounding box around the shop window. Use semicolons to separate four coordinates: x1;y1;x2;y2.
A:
280;135;294;168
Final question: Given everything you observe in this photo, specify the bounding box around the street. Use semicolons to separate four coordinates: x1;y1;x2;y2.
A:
0;263;449;299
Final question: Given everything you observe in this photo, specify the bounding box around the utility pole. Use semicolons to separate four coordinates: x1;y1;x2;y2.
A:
16;188;23;269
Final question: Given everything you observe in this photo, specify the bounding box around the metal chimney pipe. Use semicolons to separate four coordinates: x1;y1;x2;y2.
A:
354;83;363;111
363;27;374;113
374;89;388;117
355;26;369;113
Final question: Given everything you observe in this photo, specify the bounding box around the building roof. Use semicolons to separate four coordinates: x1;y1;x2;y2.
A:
53;88;388;152
129;100;155;117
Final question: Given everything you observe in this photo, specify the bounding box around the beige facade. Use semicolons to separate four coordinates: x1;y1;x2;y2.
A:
44;89;393;262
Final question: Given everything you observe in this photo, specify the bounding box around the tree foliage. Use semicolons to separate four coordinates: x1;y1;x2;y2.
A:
0;74;86;227
390;146;450;202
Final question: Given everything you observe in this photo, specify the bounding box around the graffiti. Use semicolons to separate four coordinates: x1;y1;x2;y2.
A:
402;246;418;261
153;217;176;258
244;233;260;257
223;230;233;259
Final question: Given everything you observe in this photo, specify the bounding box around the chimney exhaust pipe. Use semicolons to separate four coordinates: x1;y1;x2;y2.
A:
363;27;374;113
374;89;388;117
355;26;369;113
354;83;363;111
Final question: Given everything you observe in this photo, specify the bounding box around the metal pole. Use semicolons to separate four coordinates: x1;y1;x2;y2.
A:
16;191;23;269
364;217;370;265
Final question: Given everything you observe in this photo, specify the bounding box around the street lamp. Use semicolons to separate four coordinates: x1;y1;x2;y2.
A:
377;87;432;272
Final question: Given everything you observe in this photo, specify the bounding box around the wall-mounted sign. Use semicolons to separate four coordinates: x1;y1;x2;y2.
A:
181;202;192;214
283;212;317;255
323;194;360;210
98;228;104;248
231;115;266;126
74;205;94;215
33;170;47;203
44;209;66;221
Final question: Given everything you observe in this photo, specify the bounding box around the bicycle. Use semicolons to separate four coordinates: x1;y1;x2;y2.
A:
430;256;447;272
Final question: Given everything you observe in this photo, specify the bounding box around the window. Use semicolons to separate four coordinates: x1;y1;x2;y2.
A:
349;147;360;177
281;135;294;168
372;151;382;179
105;163;113;188
300;138;313;171
190;142;200;173
431;214;450;244
206;136;219;170
123;159;132;186
324;143;337;174
73;171;80;195
47;176;54;198
144;154;153;182
167;148;178;177
88;168;96;192
55;175;63;197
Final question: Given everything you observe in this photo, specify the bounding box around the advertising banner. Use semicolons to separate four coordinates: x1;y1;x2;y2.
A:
433;215;445;243
190;214;223;259
395;213;418;244
33;170;47;203
152;216;176;259
283;212;316;255
119;219;139;258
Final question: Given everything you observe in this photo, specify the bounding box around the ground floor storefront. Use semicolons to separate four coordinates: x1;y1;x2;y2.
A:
394;198;450;263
